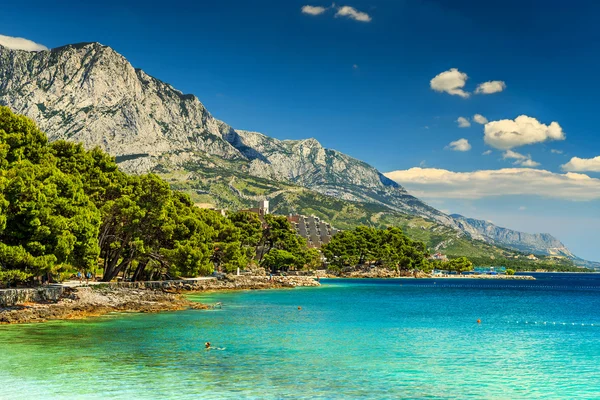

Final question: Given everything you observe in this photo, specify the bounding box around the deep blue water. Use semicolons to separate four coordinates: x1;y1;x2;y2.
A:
0;273;599;399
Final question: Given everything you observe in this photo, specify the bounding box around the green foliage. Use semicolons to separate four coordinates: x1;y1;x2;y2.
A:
0;107;281;284
446;257;474;275
322;226;430;271
506;268;515;275
262;249;297;271
229;211;262;249
256;215;318;272
0;269;32;287
0;108;101;282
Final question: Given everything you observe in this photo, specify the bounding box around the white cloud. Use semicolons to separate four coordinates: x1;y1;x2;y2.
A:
0;34;47;51
519;206;527;211
383;167;600;201
502;150;540;167
562;155;600;172
550;149;564;154
301;5;327;15
503;150;528;161
430;68;469;98
519;159;540;167
456;116;471;128
473;114;488;124
447;138;472;152
335;6;372;22
475;80;506;94
484;115;565;150
482;150;492;155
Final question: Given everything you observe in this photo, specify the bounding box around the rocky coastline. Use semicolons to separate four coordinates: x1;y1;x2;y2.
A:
0;275;320;325
332;267;536;280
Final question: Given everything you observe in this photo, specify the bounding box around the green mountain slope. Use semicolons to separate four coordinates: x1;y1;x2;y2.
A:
161;166;589;271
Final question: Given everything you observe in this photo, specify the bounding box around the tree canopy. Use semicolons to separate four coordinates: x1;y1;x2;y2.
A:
322;226;430;272
0;107;319;285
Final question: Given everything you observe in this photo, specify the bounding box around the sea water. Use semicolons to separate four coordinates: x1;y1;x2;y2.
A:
1;273;599;399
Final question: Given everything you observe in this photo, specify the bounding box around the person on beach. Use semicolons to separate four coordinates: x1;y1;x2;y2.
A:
77;271;83;283
86;271;92;284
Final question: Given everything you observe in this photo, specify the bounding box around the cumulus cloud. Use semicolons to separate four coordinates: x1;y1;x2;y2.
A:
447;138;472;152
562;155;600;172
502;150;540;167
430;68;469;98
519;159;541;167
301;5;327;15
383;167;600;201
456;116;471;128
335;6;372;22
482;150;492;155
484;115;565;150
475;80;506;94
503;149;528;161
0;34;47;51
473;114;488;124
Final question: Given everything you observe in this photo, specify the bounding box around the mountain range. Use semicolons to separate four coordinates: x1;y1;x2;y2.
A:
0;42;596;269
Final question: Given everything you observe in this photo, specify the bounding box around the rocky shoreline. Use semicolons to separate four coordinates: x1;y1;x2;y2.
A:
334;267;536;280
1;272;537;325
0;275;320;325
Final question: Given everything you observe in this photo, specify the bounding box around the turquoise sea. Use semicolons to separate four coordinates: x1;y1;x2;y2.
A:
1;273;600;399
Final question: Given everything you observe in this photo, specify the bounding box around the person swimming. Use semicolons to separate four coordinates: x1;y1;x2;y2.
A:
204;342;226;351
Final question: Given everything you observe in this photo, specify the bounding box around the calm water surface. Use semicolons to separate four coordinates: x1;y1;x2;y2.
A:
1;273;599;399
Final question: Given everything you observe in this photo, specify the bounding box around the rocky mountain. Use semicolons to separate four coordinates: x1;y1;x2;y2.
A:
450;215;573;257
0;42;465;229
0;41;590;265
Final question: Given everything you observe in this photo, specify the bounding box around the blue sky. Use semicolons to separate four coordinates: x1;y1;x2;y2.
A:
2;0;600;260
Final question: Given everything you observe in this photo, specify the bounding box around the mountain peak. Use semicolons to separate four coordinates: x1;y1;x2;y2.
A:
299;137;322;147
51;42;106;52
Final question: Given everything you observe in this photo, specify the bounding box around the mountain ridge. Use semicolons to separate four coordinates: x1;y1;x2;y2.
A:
0;41;594;268
450;214;573;257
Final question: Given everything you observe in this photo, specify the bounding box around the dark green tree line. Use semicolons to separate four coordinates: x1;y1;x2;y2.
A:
322;226;431;272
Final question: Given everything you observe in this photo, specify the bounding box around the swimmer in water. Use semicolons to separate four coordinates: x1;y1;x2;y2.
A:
205;342;226;351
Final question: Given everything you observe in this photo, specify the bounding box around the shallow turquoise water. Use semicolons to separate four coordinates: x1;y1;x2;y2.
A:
1;274;600;399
